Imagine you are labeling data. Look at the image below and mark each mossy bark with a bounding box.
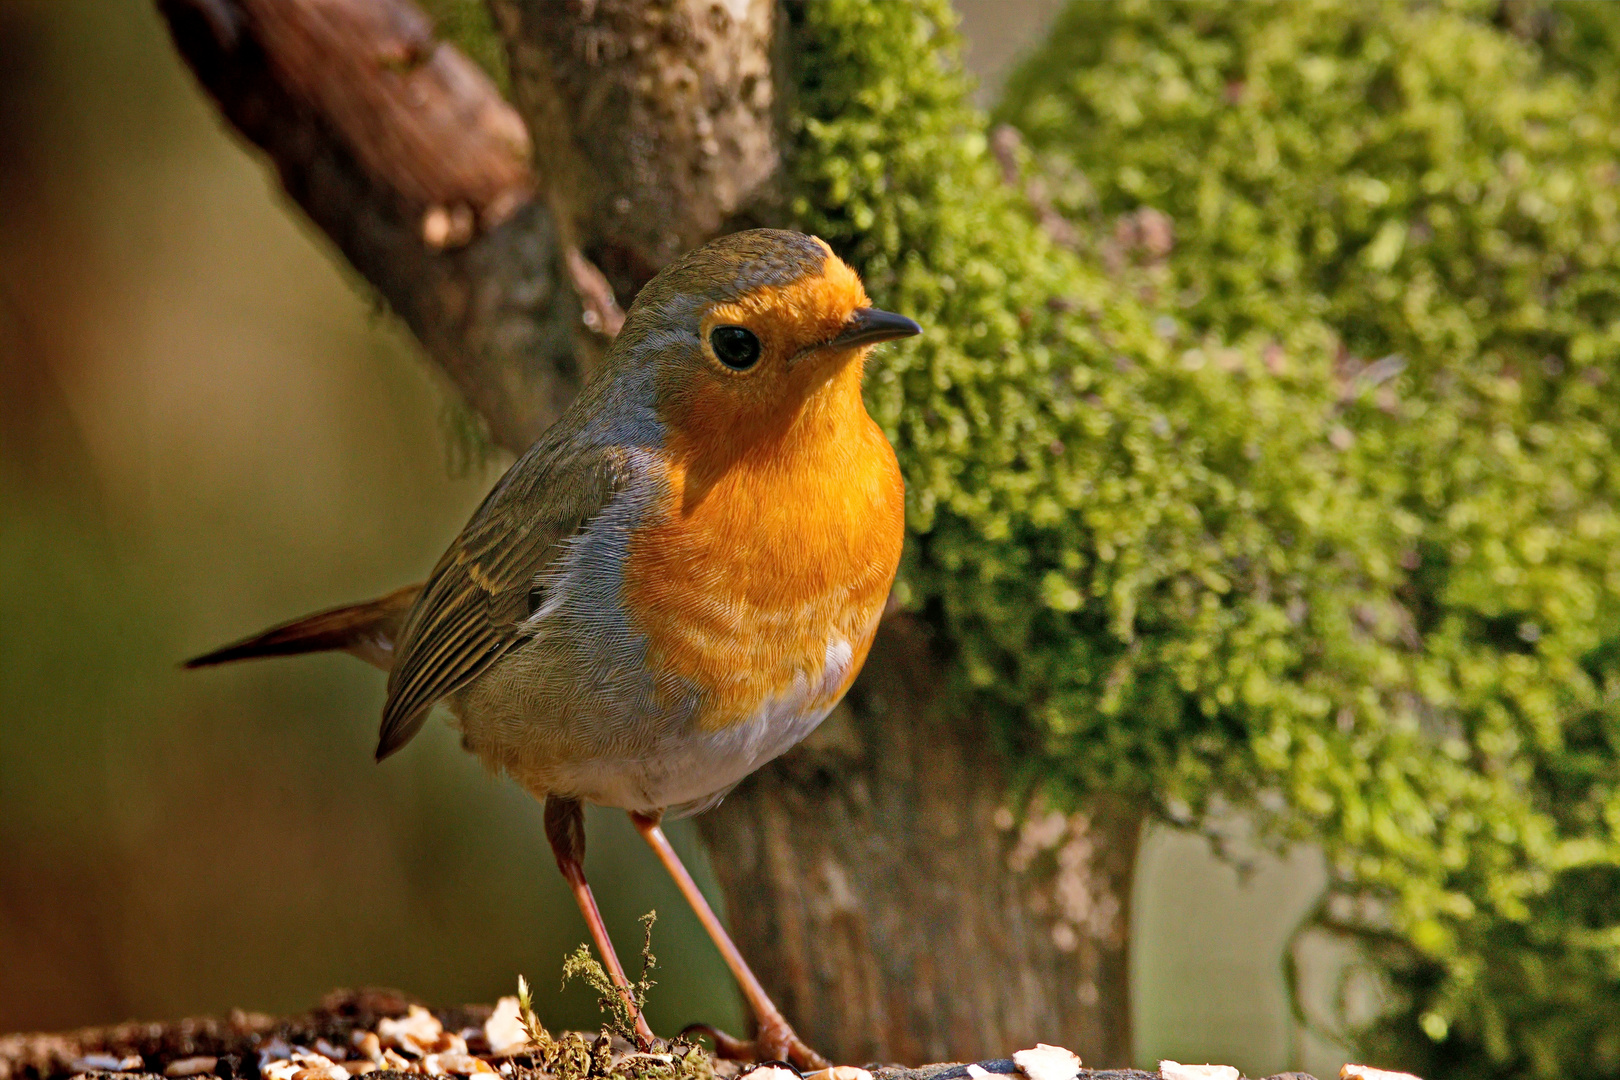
[489,0,779,300]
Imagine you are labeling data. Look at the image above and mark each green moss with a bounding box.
[989,2,1620,1076]
[779,1,1620,1077]
[785,0,1392,810]
[513,917,713,1080]
[417,0,508,93]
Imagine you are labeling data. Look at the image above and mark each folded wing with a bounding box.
[376,439,626,760]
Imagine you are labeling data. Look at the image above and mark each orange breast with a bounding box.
[621,369,904,732]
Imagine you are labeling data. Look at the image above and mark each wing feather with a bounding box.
[375,438,626,760]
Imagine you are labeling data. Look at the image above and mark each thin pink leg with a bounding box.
[629,811,829,1068]
[545,797,657,1049]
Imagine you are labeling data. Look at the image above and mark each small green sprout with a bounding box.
[561,911,658,1047]
[515,974,549,1049]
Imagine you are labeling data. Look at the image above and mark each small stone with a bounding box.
[291,1065,350,1080]
[1159,1064,1240,1080]
[258,1037,294,1071]
[803,1068,872,1080]
[165,1057,219,1077]
[436,1033,469,1056]
[280,1050,347,1080]
[379,1005,445,1058]
[353,1032,384,1065]
[71,1055,143,1073]
[965,1067,1016,1080]
[740,1065,800,1080]
[1341,1067,1422,1080]
[1013,1044,1082,1080]
[483,997,529,1056]
[437,1054,496,1076]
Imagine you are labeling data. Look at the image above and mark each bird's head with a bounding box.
[604,229,919,452]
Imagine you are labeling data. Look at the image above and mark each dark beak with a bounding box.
[829,307,922,349]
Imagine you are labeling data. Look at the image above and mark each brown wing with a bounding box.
[376,439,626,760]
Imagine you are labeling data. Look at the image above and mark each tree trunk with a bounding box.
[698,617,1145,1067]
[156,0,1144,1065]
[489,0,779,301]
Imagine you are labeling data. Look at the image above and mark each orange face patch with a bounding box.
[701,243,870,367]
[660,243,875,458]
[623,246,905,731]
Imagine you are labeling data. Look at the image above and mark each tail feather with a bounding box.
[183,584,422,672]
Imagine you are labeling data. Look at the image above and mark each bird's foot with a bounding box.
[679,1021,830,1072]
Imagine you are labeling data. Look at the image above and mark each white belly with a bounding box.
[456,620,858,816]
[550,694,840,817]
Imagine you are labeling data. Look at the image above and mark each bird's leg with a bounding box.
[544,795,658,1050]
[628,810,830,1070]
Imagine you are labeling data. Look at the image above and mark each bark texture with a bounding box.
[697,618,1142,1068]
[490,0,779,302]
[155,0,1143,1065]
[159,0,585,454]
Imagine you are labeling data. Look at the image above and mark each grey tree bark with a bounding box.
[489,0,779,301]
[156,0,1144,1066]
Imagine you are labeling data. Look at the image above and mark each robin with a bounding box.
[187,229,919,1068]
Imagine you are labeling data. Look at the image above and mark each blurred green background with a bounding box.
[0,1,1342,1075]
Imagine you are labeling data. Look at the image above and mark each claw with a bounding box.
[680,1023,753,1060]
[679,1021,830,1071]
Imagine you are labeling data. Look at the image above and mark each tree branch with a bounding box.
[489,0,779,301]
[158,0,592,454]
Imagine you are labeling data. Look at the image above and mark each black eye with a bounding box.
[710,325,761,370]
